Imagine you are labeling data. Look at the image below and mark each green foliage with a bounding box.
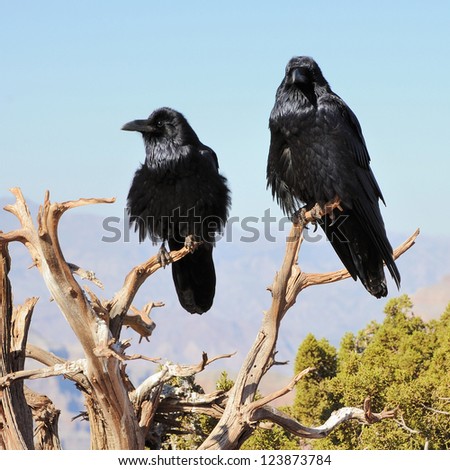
[291,295,450,450]
[293,333,337,426]
[241,424,300,450]
[216,371,235,392]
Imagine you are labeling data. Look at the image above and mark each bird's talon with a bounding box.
[157,244,171,268]
[184,235,200,253]
[291,208,308,226]
[310,203,324,221]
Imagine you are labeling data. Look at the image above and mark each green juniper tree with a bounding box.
[292,296,450,450]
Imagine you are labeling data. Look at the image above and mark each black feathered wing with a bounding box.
[126,163,159,243]
[323,95,401,294]
[267,128,299,216]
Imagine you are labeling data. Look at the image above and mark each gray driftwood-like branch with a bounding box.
[252,396,397,439]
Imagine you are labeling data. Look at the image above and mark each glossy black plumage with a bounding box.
[124,107,230,314]
[267,56,400,298]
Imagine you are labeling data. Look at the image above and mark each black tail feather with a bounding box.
[168,239,216,314]
[319,211,399,298]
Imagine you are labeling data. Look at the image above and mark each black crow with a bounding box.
[267,56,400,298]
[123,107,230,314]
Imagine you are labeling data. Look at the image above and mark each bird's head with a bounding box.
[122,107,199,146]
[284,56,329,91]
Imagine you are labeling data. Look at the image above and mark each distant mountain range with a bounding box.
[1,196,449,448]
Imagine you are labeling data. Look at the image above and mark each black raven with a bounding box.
[123,107,231,314]
[267,56,400,298]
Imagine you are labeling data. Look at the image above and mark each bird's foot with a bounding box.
[184,235,201,253]
[292,198,343,228]
[309,203,323,231]
[157,243,172,268]
[322,197,344,225]
[291,207,309,226]
[292,206,321,231]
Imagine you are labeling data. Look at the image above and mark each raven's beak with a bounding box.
[289,67,308,85]
[121,119,154,133]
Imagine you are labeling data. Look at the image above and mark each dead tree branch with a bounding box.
[1,188,143,449]
[123,302,161,342]
[247,367,315,413]
[421,404,450,416]
[157,390,228,419]
[68,263,104,289]
[25,387,61,450]
[292,228,420,295]
[0,239,35,449]
[25,343,91,392]
[130,353,232,441]
[131,352,235,407]
[0,360,87,388]
[108,246,191,338]
[252,396,397,439]
[200,201,418,449]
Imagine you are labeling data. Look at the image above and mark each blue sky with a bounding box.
[1,0,450,238]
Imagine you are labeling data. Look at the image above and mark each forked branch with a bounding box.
[200,198,418,449]
[108,245,192,338]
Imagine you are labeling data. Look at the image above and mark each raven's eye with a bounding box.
[156,121,164,128]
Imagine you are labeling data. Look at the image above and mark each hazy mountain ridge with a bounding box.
[2,197,449,371]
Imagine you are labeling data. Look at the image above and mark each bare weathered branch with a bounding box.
[363,396,398,424]
[165,352,236,377]
[200,208,418,449]
[25,387,61,450]
[123,302,161,341]
[11,298,38,353]
[421,404,450,416]
[2,189,144,449]
[296,228,420,293]
[68,263,104,289]
[248,367,314,413]
[25,344,67,366]
[131,352,233,407]
[157,390,228,419]
[393,415,421,435]
[1,239,35,449]
[83,285,109,317]
[131,368,169,406]
[138,383,164,433]
[25,344,91,392]
[0,360,87,388]
[108,247,191,338]
[252,397,397,439]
